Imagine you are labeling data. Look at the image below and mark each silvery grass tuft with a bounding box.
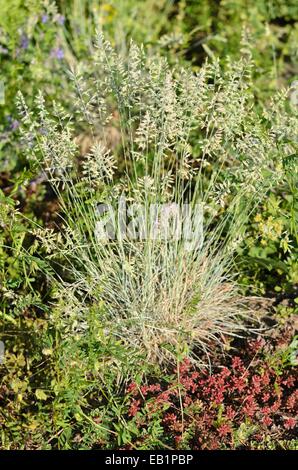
[16,35,291,363]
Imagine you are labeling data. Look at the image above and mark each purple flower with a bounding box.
[41,14,49,24]
[51,47,64,60]
[0,45,8,55]
[11,120,20,131]
[20,33,29,49]
[56,15,65,25]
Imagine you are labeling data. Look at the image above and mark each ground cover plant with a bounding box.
[0,0,297,451]
[122,335,297,450]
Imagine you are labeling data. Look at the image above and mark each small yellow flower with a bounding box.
[98,3,116,25]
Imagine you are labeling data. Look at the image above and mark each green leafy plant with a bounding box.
[1,0,298,451]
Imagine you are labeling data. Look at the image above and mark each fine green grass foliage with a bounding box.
[16,36,294,364]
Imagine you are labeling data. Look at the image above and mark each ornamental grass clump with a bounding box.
[16,35,294,363]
